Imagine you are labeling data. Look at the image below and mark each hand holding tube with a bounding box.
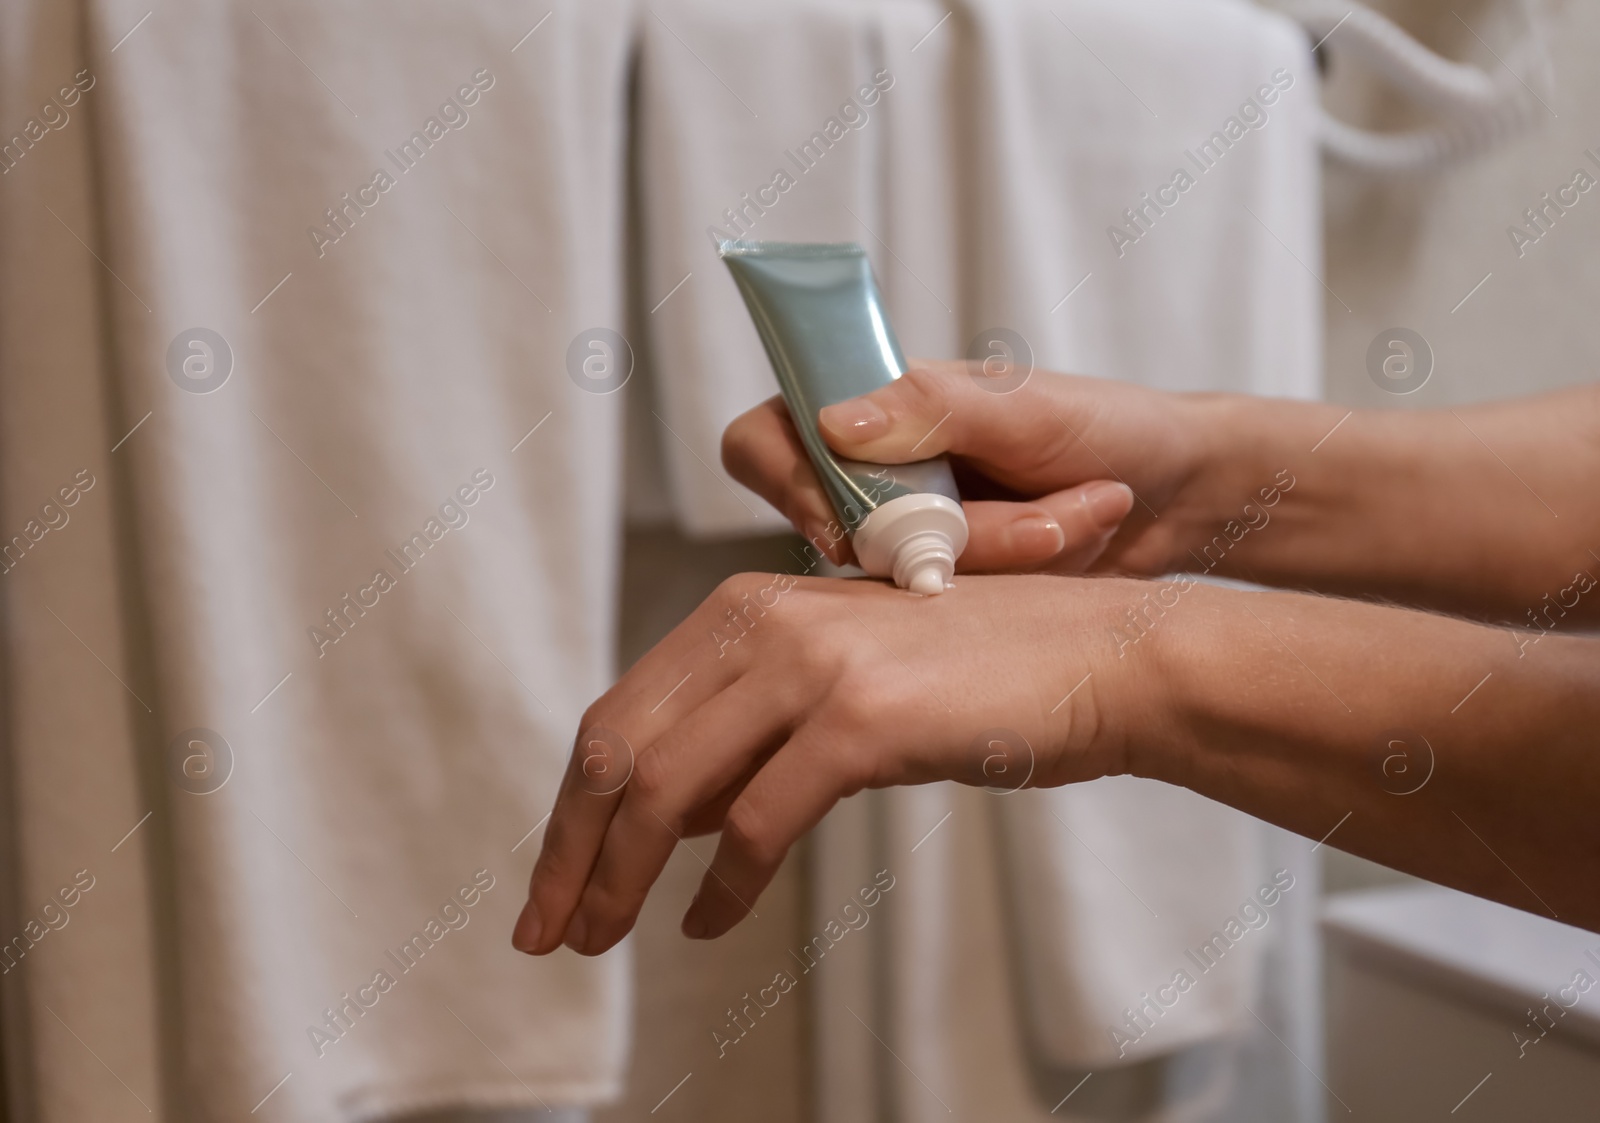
[516,377,1600,951]
[722,361,1217,575]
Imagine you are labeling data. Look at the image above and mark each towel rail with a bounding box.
[1279,0,1556,173]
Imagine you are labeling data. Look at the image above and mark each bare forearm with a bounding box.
[1175,385,1600,621]
[1118,584,1600,928]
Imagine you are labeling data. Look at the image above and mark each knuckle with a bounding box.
[788,617,844,677]
[719,410,758,479]
[893,365,956,419]
[711,571,767,610]
[531,823,580,891]
[722,800,782,869]
[826,673,883,729]
[577,696,613,737]
[528,833,563,884]
[629,746,672,806]
[822,734,876,795]
[577,882,628,930]
[822,675,920,765]
[708,572,792,652]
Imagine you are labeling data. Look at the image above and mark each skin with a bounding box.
[515,361,1600,956]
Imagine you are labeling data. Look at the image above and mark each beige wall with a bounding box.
[1320,0,1597,408]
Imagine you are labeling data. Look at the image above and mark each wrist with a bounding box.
[1185,391,1294,500]
[1167,393,1353,574]
[1064,575,1193,784]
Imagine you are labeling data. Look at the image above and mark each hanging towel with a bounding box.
[840,0,1328,1109]
[882,0,1321,1073]
[1,2,634,1120]
[0,3,166,1121]
[634,0,1324,1119]
[633,0,890,536]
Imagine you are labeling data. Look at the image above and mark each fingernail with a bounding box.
[564,912,588,954]
[1082,481,1135,530]
[818,397,887,441]
[1003,514,1065,561]
[512,902,542,953]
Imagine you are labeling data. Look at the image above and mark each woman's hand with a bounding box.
[512,572,1138,957]
[513,375,1600,951]
[726,367,1600,621]
[513,561,1600,947]
[721,360,1234,577]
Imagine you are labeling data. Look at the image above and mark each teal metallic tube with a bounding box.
[720,240,967,594]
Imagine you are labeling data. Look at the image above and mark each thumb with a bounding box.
[817,360,1068,469]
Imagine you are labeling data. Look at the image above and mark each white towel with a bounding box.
[635,0,887,536]
[2,2,633,1119]
[634,0,1324,1118]
[880,0,1321,1073]
[0,4,165,1120]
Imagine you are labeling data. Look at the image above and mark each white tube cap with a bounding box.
[852,493,969,595]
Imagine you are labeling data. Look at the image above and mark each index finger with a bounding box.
[513,602,745,954]
[815,360,1084,484]
[722,396,855,565]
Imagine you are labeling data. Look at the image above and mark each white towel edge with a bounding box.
[342,1075,624,1122]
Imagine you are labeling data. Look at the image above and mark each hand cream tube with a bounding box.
[720,240,967,595]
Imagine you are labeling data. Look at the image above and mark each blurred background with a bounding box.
[0,1,1595,1121]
